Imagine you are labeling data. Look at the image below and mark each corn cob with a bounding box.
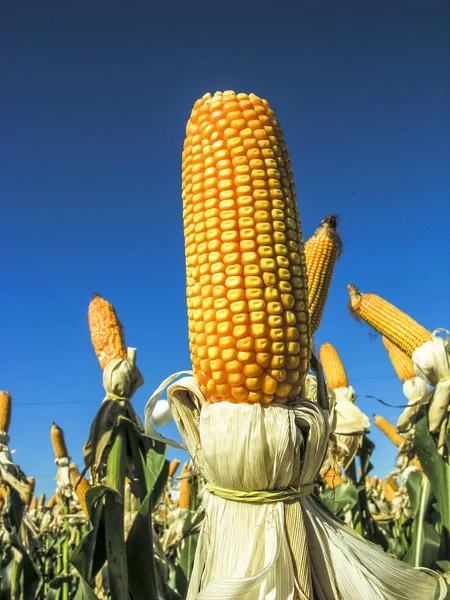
[178,463,191,509]
[348,285,432,357]
[50,423,68,459]
[183,90,311,404]
[382,336,416,383]
[169,458,180,478]
[88,293,127,370]
[0,390,12,432]
[22,477,35,507]
[30,496,38,511]
[70,464,91,516]
[38,494,46,508]
[319,343,349,390]
[374,415,404,447]
[46,495,58,509]
[381,479,396,503]
[305,215,342,334]
[321,466,345,488]
[386,475,399,492]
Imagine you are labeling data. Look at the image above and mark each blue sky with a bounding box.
[2,1,449,497]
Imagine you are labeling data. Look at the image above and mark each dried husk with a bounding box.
[146,373,444,600]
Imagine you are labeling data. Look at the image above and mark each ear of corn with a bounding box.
[382,336,416,383]
[348,285,432,357]
[0,390,12,433]
[183,90,311,405]
[22,476,35,506]
[321,466,346,488]
[30,496,38,511]
[46,494,57,509]
[374,414,404,447]
[169,458,180,478]
[178,463,191,509]
[305,215,342,334]
[50,423,69,459]
[319,343,349,389]
[38,493,46,508]
[88,293,127,370]
[69,464,91,516]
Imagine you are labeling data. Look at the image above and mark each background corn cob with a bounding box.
[178,463,191,510]
[38,493,46,508]
[305,215,342,334]
[319,343,349,389]
[348,285,432,357]
[69,464,90,516]
[46,494,57,509]
[382,336,417,382]
[321,466,346,488]
[183,90,310,404]
[88,293,127,370]
[0,390,12,433]
[30,496,38,511]
[22,476,35,507]
[50,423,69,459]
[169,458,180,478]
[374,415,404,447]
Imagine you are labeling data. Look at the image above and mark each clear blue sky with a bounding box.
[2,1,449,497]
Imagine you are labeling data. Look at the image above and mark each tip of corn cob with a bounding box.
[317,214,343,257]
[0,390,12,433]
[88,293,127,370]
[50,422,69,459]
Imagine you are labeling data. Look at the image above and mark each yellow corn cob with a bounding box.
[382,336,416,383]
[374,415,404,447]
[318,343,349,390]
[0,390,12,432]
[381,479,396,503]
[348,285,432,357]
[371,475,379,489]
[46,494,58,509]
[38,494,46,508]
[22,477,35,507]
[321,466,345,488]
[70,464,90,517]
[183,90,311,404]
[30,496,38,511]
[386,475,399,492]
[50,423,68,459]
[88,293,127,370]
[305,215,342,334]
[169,458,180,478]
[178,463,191,509]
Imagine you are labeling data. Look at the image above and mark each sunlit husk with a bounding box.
[397,377,429,432]
[148,373,444,600]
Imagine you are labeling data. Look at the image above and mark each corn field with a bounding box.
[1,90,449,600]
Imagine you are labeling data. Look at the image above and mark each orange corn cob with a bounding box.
[386,475,399,492]
[319,343,349,390]
[382,336,416,383]
[169,458,180,478]
[38,494,46,508]
[0,390,12,432]
[348,285,432,357]
[178,463,191,509]
[88,294,127,370]
[50,423,68,459]
[22,477,35,507]
[374,415,404,447]
[321,466,346,488]
[183,90,311,404]
[381,479,396,503]
[30,496,38,511]
[46,495,58,509]
[305,215,342,334]
[70,464,91,516]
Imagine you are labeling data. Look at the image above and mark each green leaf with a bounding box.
[322,481,358,519]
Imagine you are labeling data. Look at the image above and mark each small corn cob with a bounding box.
[382,336,416,383]
[50,423,68,459]
[381,479,396,503]
[321,466,345,488]
[46,495,58,509]
[0,390,12,432]
[22,477,35,507]
[169,458,180,478]
[38,494,46,508]
[319,343,349,390]
[88,293,127,370]
[348,285,432,357]
[70,464,90,516]
[374,415,404,447]
[305,215,342,334]
[30,496,38,511]
[178,463,191,510]
[386,475,399,492]
[183,90,311,404]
